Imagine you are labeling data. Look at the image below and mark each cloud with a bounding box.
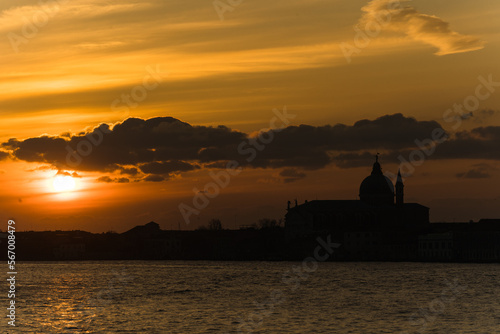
[249,113,444,169]
[3,114,500,180]
[432,126,500,161]
[0,0,349,119]
[331,152,377,169]
[2,117,247,175]
[2,136,68,164]
[456,162,497,179]
[360,0,485,55]
[456,168,490,179]
[117,166,139,176]
[470,109,500,124]
[143,174,165,182]
[453,109,499,125]
[57,170,82,178]
[97,176,130,183]
[279,168,307,183]
[139,161,199,175]
[471,162,498,170]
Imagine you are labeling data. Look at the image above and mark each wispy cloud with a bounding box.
[456,167,491,179]
[361,0,485,55]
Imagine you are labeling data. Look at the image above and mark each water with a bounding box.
[3,261,499,333]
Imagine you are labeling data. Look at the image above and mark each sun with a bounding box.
[52,175,76,192]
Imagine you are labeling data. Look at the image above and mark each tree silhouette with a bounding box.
[258,218,281,229]
[208,218,222,231]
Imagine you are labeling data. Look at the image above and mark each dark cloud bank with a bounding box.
[2,113,499,182]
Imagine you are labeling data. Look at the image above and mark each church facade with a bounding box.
[285,156,429,241]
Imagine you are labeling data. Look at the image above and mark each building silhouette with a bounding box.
[285,155,429,241]
[2,157,498,262]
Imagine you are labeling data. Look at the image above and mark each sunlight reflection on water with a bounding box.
[2,261,499,333]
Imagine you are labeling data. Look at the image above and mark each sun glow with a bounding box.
[52,175,76,192]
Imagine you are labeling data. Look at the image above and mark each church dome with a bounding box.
[359,156,394,206]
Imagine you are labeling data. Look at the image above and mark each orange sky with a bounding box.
[1,0,499,232]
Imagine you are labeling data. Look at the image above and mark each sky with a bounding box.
[0,0,499,232]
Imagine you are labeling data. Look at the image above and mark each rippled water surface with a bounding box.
[2,261,500,333]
